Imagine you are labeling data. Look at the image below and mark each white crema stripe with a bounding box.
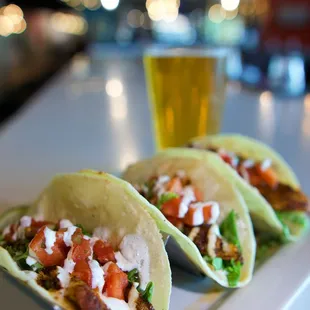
[63,226,77,247]
[57,267,70,288]
[260,158,272,171]
[207,225,220,258]
[178,186,196,218]
[44,226,56,255]
[116,234,150,289]
[101,296,130,310]
[26,256,37,267]
[20,216,32,228]
[59,219,74,229]
[89,260,105,292]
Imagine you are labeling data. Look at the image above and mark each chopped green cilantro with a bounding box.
[76,224,91,237]
[212,257,223,270]
[203,256,223,271]
[3,240,31,269]
[139,282,154,303]
[223,259,242,287]
[276,211,308,227]
[220,210,241,250]
[32,262,44,272]
[157,192,179,209]
[127,268,139,284]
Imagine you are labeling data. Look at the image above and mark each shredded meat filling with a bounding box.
[136,295,155,310]
[36,267,61,291]
[203,147,309,213]
[65,278,108,310]
[183,225,243,264]
[256,183,309,212]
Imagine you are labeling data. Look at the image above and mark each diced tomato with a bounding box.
[104,263,128,300]
[166,177,183,194]
[183,206,197,226]
[29,226,67,267]
[70,230,92,262]
[220,154,233,166]
[25,221,54,239]
[203,204,214,221]
[194,188,203,201]
[256,166,278,188]
[161,197,182,218]
[183,204,213,226]
[72,260,92,287]
[93,240,115,265]
[244,166,262,186]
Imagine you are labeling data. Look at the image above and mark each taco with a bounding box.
[122,149,256,288]
[0,172,171,310]
[188,134,309,241]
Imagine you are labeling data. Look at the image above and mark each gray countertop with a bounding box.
[0,52,309,309]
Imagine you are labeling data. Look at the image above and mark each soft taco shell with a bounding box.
[121,149,256,287]
[189,134,309,240]
[0,172,172,310]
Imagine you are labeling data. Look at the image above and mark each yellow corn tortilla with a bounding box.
[119,149,256,288]
[189,134,309,240]
[0,172,172,310]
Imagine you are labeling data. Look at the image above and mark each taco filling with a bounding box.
[135,171,244,287]
[0,216,155,310]
[190,146,309,217]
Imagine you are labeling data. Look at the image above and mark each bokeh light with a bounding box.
[100,0,119,11]
[50,12,88,35]
[259,91,273,106]
[106,79,124,98]
[0,4,26,36]
[127,9,144,28]
[146,0,179,22]
[208,4,226,24]
[13,18,27,34]
[221,0,240,11]
[0,15,14,36]
[224,8,238,20]
[83,0,101,10]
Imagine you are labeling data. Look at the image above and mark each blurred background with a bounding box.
[0,0,310,126]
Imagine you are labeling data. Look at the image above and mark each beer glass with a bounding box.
[144,48,227,149]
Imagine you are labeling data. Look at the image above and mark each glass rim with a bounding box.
[143,46,227,58]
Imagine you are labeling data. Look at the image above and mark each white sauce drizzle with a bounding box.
[101,296,130,310]
[178,186,196,218]
[89,260,105,292]
[20,216,32,228]
[154,175,170,197]
[43,226,56,255]
[57,267,71,288]
[231,156,239,168]
[59,219,74,229]
[26,256,37,267]
[207,225,221,258]
[260,158,272,171]
[116,234,150,289]
[56,259,76,288]
[242,159,254,168]
[63,258,75,274]
[63,226,77,247]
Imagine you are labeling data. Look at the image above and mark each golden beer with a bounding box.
[144,49,227,149]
